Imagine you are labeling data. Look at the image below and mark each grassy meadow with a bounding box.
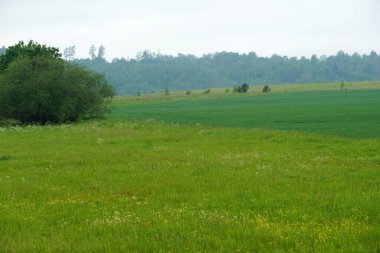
[1,81,380,252]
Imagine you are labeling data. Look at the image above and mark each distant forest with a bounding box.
[1,46,379,95]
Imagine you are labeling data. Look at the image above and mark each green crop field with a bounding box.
[112,87,380,138]
[1,82,380,252]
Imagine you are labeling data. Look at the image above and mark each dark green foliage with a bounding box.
[165,88,170,95]
[0,155,11,161]
[340,82,345,90]
[233,83,249,93]
[262,85,271,93]
[76,50,380,95]
[0,41,61,72]
[0,42,115,124]
[185,90,191,95]
[203,89,211,94]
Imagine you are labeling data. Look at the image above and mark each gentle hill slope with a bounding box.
[111,83,380,138]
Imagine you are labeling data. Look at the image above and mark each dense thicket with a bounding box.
[0,41,115,124]
[76,51,380,95]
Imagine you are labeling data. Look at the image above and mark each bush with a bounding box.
[0,42,115,124]
[262,85,271,93]
[0,40,61,72]
[233,83,249,93]
[203,89,211,94]
[186,90,191,95]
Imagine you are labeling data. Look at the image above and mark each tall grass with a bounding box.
[1,120,379,251]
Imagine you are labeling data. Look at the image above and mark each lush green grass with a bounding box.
[1,120,380,252]
[112,89,380,138]
[1,82,380,251]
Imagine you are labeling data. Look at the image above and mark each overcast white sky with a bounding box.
[1,0,379,60]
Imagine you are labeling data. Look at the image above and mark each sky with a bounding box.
[1,0,379,60]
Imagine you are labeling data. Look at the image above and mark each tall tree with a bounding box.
[63,46,76,60]
[97,45,105,60]
[89,44,96,60]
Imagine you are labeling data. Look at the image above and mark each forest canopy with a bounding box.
[75,50,380,95]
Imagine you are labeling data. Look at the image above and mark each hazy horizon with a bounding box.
[1,0,379,60]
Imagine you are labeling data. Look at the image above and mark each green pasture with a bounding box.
[112,88,380,138]
[1,81,380,251]
[115,80,380,102]
[1,121,380,252]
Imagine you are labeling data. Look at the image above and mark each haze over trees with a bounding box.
[0,41,115,124]
[63,46,76,60]
[74,49,380,95]
[0,46,6,55]
[1,43,379,96]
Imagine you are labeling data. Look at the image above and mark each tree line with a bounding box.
[71,49,380,95]
[1,45,379,95]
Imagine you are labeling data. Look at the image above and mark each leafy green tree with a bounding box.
[0,41,61,72]
[233,83,249,93]
[0,42,115,124]
[262,85,271,93]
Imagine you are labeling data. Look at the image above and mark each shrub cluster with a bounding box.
[262,85,271,93]
[233,83,249,93]
[0,41,115,124]
[203,89,211,94]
